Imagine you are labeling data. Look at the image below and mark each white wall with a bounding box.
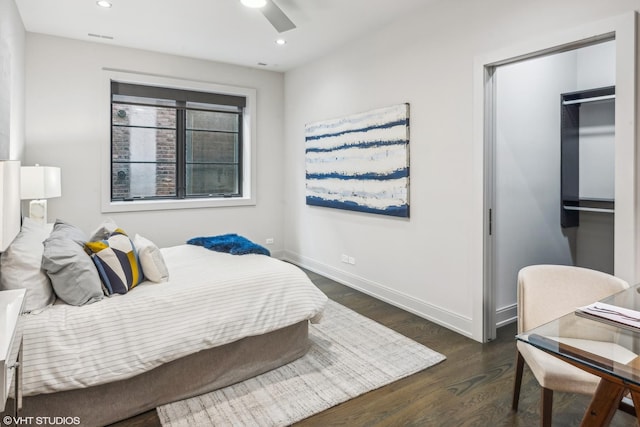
[24,34,285,249]
[0,0,25,160]
[494,51,578,317]
[283,0,640,338]
[575,42,617,274]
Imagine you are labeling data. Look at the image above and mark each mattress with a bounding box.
[20,245,327,396]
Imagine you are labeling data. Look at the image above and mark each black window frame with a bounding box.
[110,81,246,202]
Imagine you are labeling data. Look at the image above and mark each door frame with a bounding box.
[472,12,637,342]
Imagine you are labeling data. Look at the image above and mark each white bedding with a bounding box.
[21,245,327,396]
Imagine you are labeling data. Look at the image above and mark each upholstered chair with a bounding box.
[512,264,633,427]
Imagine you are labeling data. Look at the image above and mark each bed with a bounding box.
[0,219,327,426]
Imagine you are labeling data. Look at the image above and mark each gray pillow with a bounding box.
[42,220,103,306]
[0,217,56,312]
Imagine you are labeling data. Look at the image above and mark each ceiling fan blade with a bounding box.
[262,0,296,33]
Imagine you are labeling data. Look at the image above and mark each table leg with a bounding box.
[629,390,640,423]
[15,339,21,414]
[580,379,625,427]
[10,338,22,427]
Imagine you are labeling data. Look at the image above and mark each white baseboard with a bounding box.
[270,249,285,259]
[283,250,474,339]
[496,303,517,328]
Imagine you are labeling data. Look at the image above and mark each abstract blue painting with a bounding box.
[305,103,410,217]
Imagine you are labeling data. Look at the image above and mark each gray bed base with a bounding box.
[15,321,309,427]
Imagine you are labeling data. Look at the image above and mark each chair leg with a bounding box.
[512,349,525,411]
[541,387,553,427]
[618,395,635,416]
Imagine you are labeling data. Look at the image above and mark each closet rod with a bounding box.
[563,205,614,214]
[562,94,615,105]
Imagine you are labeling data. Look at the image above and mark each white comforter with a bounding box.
[21,245,327,396]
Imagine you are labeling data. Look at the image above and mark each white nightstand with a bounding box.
[0,289,26,417]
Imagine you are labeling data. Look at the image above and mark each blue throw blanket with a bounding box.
[187,234,271,256]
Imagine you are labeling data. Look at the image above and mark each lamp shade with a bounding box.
[0,161,21,251]
[20,166,61,200]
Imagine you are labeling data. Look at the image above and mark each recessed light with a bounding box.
[275,39,286,46]
[241,0,266,8]
[96,1,112,8]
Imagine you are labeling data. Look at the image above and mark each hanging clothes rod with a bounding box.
[563,205,614,214]
[562,94,616,105]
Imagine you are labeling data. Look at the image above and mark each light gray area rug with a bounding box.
[157,300,446,427]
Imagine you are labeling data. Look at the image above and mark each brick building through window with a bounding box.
[111,81,245,202]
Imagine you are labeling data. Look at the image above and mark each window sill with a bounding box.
[102,196,256,213]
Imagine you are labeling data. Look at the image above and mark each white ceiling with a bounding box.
[15,0,432,72]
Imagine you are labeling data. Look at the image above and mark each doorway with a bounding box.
[491,40,616,329]
[474,12,638,343]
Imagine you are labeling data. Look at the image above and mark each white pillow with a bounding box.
[0,217,56,312]
[89,218,119,241]
[134,234,169,283]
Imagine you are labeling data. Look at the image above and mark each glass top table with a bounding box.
[516,284,640,426]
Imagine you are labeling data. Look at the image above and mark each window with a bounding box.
[110,82,246,202]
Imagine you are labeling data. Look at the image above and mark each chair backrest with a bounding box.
[517,264,629,333]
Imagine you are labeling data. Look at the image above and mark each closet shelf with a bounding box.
[562,94,615,105]
[560,85,615,228]
[562,199,614,215]
[563,205,614,214]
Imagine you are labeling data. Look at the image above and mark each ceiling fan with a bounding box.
[240,0,297,33]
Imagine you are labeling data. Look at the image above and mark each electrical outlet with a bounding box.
[341,254,349,263]
[265,238,274,245]
[348,257,356,265]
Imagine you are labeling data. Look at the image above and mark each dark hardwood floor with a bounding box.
[111,270,637,427]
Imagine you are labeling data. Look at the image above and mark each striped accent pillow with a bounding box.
[85,229,143,295]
